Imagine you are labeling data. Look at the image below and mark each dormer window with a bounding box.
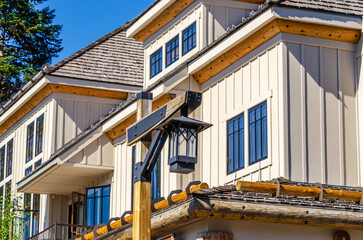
[182,22,196,55]
[166,36,179,67]
[150,48,163,78]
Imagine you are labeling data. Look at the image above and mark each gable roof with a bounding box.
[279,0,363,16]
[45,26,144,86]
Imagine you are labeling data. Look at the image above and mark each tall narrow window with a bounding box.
[35,115,44,156]
[0,146,4,182]
[249,102,268,165]
[32,194,40,236]
[86,185,110,226]
[26,122,34,162]
[166,36,179,67]
[227,114,244,174]
[150,48,163,78]
[6,140,13,177]
[182,22,196,55]
[24,193,31,239]
[151,156,161,201]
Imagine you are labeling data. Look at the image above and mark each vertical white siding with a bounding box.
[285,42,358,185]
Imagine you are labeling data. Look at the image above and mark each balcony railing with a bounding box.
[26,223,93,240]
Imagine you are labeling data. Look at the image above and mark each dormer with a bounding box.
[127,0,263,88]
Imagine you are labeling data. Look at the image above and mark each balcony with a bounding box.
[26,223,93,240]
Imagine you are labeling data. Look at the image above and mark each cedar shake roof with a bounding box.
[279,0,363,16]
[46,28,144,86]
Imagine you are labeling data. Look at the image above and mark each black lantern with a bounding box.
[158,116,212,174]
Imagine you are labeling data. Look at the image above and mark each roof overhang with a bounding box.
[188,6,362,84]
[17,126,113,195]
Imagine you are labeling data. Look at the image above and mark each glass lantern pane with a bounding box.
[187,130,197,158]
[178,129,187,156]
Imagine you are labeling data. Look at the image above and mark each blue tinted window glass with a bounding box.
[102,196,110,224]
[182,22,196,55]
[95,197,102,225]
[103,186,110,196]
[166,36,179,67]
[227,114,244,174]
[0,146,4,182]
[151,156,161,201]
[86,185,110,226]
[25,166,33,176]
[95,188,102,197]
[35,114,44,156]
[249,101,268,165]
[6,139,13,177]
[34,160,42,169]
[87,188,94,198]
[150,48,163,78]
[86,198,94,226]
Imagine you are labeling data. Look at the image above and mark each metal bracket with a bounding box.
[151,197,165,212]
[357,187,363,205]
[120,211,133,226]
[167,189,183,206]
[107,217,121,232]
[315,182,324,201]
[186,181,201,196]
[272,179,281,197]
[133,162,150,183]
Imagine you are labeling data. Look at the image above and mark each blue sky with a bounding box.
[38,0,155,64]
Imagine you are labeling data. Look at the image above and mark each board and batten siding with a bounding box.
[285,42,358,186]
[199,43,281,187]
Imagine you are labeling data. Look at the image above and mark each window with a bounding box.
[86,185,110,226]
[26,122,34,162]
[6,140,13,177]
[0,146,4,182]
[150,48,163,78]
[24,193,31,239]
[166,36,179,67]
[24,193,40,239]
[151,156,161,201]
[249,102,268,165]
[182,22,196,55]
[5,180,11,199]
[34,160,42,169]
[35,115,44,156]
[227,114,244,174]
[25,166,33,176]
[32,194,40,236]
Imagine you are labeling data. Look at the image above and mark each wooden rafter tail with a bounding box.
[236,181,363,202]
[76,183,209,240]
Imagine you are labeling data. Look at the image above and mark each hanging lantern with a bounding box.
[158,116,212,174]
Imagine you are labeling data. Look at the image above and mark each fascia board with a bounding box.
[46,75,142,93]
[126,0,176,38]
[102,101,138,133]
[188,8,275,74]
[272,6,362,30]
[0,77,49,125]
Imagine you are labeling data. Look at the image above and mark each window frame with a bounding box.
[248,101,268,165]
[165,35,179,67]
[26,122,35,163]
[226,113,245,175]
[6,139,13,177]
[150,48,163,79]
[35,114,44,156]
[182,22,197,56]
[0,146,5,182]
[85,185,111,226]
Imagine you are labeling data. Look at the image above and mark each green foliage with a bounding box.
[0,188,27,240]
[0,0,62,104]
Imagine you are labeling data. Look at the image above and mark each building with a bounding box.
[0,0,362,239]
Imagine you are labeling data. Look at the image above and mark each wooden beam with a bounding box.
[134,0,196,42]
[107,94,175,140]
[193,19,361,84]
[49,84,128,100]
[236,181,363,202]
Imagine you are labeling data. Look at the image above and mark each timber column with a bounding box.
[133,92,153,240]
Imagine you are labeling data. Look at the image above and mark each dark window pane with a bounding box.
[26,122,34,162]
[249,124,256,164]
[6,140,13,177]
[166,36,179,67]
[182,22,197,55]
[227,114,245,174]
[262,117,268,158]
[35,115,44,156]
[240,129,244,169]
[151,156,161,201]
[256,120,262,160]
[0,146,5,182]
[249,101,268,164]
[25,166,33,176]
[34,160,42,169]
[150,48,163,78]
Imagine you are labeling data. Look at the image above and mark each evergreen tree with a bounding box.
[0,0,62,104]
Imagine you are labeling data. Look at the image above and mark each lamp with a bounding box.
[158,116,212,173]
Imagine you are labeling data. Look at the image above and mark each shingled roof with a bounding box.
[46,27,144,86]
[278,0,363,16]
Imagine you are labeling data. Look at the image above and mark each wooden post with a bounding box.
[133,92,152,240]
